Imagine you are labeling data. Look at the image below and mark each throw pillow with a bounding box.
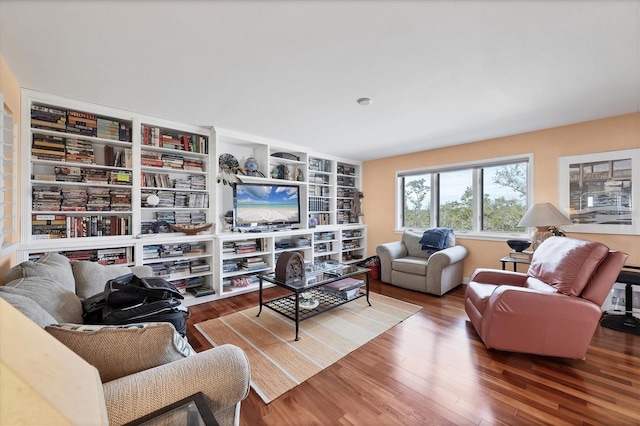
[3,252,76,293]
[45,322,195,383]
[71,260,134,300]
[419,228,453,251]
[0,291,57,327]
[0,277,83,324]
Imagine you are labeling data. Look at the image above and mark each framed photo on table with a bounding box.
[558,148,640,235]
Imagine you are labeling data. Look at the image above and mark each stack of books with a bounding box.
[31,104,66,131]
[32,134,66,161]
[235,240,258,254]
[321,277,364,300]
[509,250,533,261]
[241,256,268,272]
[66,110,97,137]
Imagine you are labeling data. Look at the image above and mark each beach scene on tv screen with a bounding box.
[236,185,299,224]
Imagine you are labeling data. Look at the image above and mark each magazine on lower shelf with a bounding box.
[321,277,364,300]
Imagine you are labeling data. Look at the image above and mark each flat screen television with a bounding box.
[233,183,301,229]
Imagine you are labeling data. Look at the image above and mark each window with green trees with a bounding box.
[398,156,530,234]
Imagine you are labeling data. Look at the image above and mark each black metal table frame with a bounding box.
[500,256,531,272]
[258,265,370,341]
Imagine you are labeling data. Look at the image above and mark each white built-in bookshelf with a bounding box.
[18,90,366,306]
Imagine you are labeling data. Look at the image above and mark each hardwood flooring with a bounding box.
[186,281,640,425]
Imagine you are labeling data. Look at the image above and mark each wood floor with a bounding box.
[186,280,640,426]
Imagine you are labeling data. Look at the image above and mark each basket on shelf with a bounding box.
[167,223,213,235]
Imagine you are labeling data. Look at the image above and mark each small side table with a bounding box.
[500,256,531,272]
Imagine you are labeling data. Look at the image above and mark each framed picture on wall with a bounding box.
[558,148,639,235]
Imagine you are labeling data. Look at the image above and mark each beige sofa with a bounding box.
[376,230,468,296]
[0,253,250,426]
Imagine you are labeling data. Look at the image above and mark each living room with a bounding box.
[1,1,639,425]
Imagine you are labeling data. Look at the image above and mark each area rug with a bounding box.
[195,292,421,403]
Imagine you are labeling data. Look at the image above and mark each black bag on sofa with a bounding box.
[82,274,189,336]
[104,274,183,308]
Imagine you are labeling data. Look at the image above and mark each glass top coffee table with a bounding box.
[258,262,371,341]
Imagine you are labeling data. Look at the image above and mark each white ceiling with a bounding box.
[1,0,638,161]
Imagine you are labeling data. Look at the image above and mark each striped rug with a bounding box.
[195,292,421,404]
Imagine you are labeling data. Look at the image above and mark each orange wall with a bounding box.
[363,113,640,278]
[0,54,21,277]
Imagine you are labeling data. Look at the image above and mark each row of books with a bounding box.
[343,230,363,238]
[147,258,211,277]
[337,164,357,176]
[240,255,268,272]
[31,104,131,141]
[141,125,209,154]
[337,188,357,198]
[507,250,533,261]
[308,184,331,197]
[342,241,361,250]
[310,213,331,226]
[140,172,207,190]
[140,189,209,208]
[142,242,206,259]
[309,196,330,212]
[141,151,205,171]
[103,146,133,168]
[33,186,132,212]
[32,134,95,163]
[31,214,131,238]
[337,176,355,187]
[337,211,358,224]
[33,166,132,186]
[29,247,134,265]
[234,240,260,254]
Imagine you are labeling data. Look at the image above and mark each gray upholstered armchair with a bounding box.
[376,229,468,296]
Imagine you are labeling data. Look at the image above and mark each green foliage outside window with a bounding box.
[402,162,528,232]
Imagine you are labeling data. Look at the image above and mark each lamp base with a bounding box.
[531,227,552,250]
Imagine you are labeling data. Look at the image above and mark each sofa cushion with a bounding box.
[0,277,83,324]
[0,291,57,327]
[3,252,76,293]
[528,237,609,296]
[45,322,196,382]
[393,257,428,276]
[72,261,135,300]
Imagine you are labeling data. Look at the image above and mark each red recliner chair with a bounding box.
[465,236,628,359]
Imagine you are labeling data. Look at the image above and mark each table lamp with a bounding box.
[517,202,571,250]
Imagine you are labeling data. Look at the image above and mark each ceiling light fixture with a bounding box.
[357,97,372,106]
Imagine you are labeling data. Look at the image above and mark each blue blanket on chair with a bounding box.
[419,228,453,251]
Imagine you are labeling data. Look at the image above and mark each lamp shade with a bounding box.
[517,203,571,228]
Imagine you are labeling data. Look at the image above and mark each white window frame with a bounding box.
[395,154,534,241]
